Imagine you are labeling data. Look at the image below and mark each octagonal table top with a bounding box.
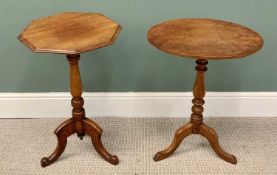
[147,18,263,60]
[18,12,122,54]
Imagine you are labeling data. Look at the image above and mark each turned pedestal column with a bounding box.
[148,18,264,164]
[40,54,119,167]
[18,12,122,167]
[153,59,237,164]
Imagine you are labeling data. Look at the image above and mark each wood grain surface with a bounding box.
[18,12,122,54]
[148,18,263,59]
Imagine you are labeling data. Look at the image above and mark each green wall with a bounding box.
[0,0,276,92]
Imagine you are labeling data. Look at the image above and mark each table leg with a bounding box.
[200,124,237,164]
[153,123,193,161]
[41,118,75,167]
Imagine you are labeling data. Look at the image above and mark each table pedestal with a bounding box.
[153,59,237,164]
[41,54,119,167]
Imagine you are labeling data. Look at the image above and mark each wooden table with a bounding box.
[148,18,263,164]
[18,12,122,167]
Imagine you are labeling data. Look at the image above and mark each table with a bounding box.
[18,12,122,167]
[148,18,263,164]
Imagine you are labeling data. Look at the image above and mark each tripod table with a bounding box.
[18,12,122,167]
[148,18,263,164]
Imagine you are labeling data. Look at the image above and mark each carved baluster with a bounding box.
[67,54,85,139]
[190,59,208,134]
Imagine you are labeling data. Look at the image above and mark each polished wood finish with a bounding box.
[149,18,263,164]
[18,12,122,54]
[41,54,119,167]
[153,60,237,164]
[148,18,263,59]
[18,12,121,167]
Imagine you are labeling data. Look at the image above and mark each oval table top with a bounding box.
[148,18,263,60]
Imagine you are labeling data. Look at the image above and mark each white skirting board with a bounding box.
[0,92,276,118]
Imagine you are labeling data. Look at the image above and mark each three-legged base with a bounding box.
[41,117,119,167]
[153,122,237,164]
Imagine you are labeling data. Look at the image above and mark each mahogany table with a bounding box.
[18,12,122,167]
[148,18,263,164]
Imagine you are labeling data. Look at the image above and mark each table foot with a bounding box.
[41,119,75,167]
[153,123,193,161]
[200,124,237,164]
[84,118,119,165]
